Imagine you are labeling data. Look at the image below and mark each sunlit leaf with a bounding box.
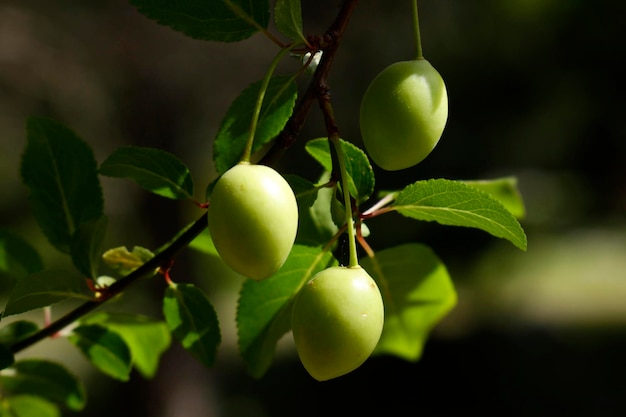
[82,312,171,379]
[101,246,155,277]
[0,359,86,411]
[0,395,60,417]
[462,177,526,219]
[21,117,103,254]
[213,75,298,175]
[2,270,93,318]
[361,243,457,361]
[392,179,527,250]
[68,324,132,381]
[237,244,333,378]
[100,146,194,200]
[163,283,221,368]
[188,229,218,256]
[305,138,375,203]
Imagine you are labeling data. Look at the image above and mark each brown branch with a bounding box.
[10,214,208,354]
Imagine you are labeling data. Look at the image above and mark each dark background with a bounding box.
[1,1,625,416]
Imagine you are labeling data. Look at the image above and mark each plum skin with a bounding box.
[207,163,298,281]
[359,58,448,171]
[291,266,384,381]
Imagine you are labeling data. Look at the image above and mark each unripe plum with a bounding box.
[207,163,298,281]
[291,265,384,381]
[359,58,448,171]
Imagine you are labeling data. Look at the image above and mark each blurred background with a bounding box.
[1,0,625,416]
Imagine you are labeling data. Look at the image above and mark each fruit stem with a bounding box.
[330,135,359,268]
[412,0,424,59]
[240,45,294,164]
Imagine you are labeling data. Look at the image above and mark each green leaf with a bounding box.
[0,229,43,279]
[2,270,93,318]
[68,324,132,381]
[21,117,103,254]
[284,174,319,209]
[274,0,306,43]
[305,138,375,203]
[213,75,298,175]
[294,172,339,247]
[392,179,527,250]
[188,229,218,257]
[131,0,270,43]
[237,244,333,378]
[361,243,457,361]
[0,359,86,411]
[81,312,171,379]
[101,246,155,277]
[99,146,194,200]
[70,216,107,279]
[0,395,60,417]
[163,283,221,369]
[0,321,39,346]
[462,177,526,219]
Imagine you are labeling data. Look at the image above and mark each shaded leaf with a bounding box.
[82,312,171,379]
[21,117,103,253]
[237,245,333,378]
[2,270,93,318]
[0,321,39,346]
[213,75,298,175]
[294,172,339,247]
[0,359,86,411]
[274,0,306,43]
[361,243,457,361]
[305,138,375,203]
[163,283,220,368]
[100,146,194,200]
[392,179,527,250]
[68,324,132,381]
[0,229,43,279]
[70,216,107,279]
[131,0,270,42]
[0,344,14,370]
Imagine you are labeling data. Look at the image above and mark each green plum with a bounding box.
[291,265,384,381]
[359,58,448,171]
[207,162,298,281]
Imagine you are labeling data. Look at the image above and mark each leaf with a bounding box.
[101,246,155,276]
[392,179,527,251]
[0,359,86,411]
[68,324,132,381]
[361,243,457,361]
[294,172,339,247]
[70,216,107,279]
[81,312,171,379]
[21,118,103,254]
[131,0,270,43]
[188,229,218,256]
[462,177,526,219]
[274,0,306,43]
[305,138,375,203]
[213,75,298,175]
[163,283,221,369]
[99,146,194,200]
[0,321,39,346]
[0,395,60,417]
[0,229,43,279]
[2,270,94,318]
[237,244,333,378]
[284,174,319,209]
